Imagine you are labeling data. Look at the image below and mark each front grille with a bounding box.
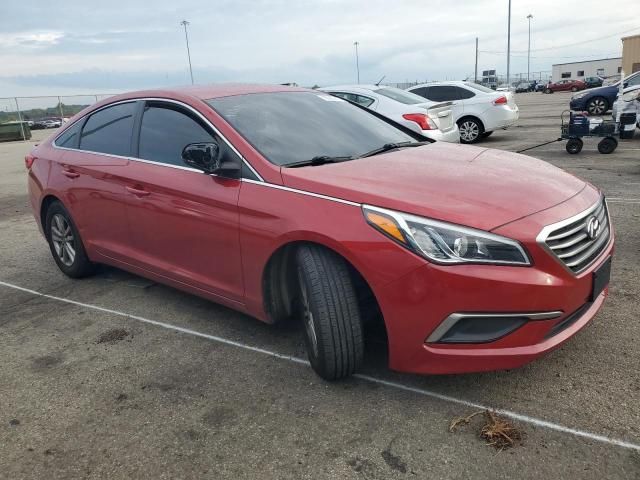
[542,199,610,274]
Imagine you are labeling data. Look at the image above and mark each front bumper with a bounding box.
[570,97,588,111]
[375,189,614,375]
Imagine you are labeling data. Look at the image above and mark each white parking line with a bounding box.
[1,279,639,452]
[607,198,640,205]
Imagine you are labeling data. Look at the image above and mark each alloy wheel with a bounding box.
[50,213,76,266]
[459,121,480,142]
[588,98,606,115]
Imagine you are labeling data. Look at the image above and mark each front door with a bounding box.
[122,100,244,304]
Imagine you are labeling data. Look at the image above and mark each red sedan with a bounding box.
[544,79,587,93]
[26,85,613,380]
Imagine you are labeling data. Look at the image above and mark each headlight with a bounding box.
[363,205,531,265]
[622,90,640,102]
[572,92,587,100]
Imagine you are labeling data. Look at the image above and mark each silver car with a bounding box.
[318,85,459,143]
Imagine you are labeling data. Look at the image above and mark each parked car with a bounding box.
[570,71,640,115]
[318,85,459,143]
[583,77,604,89]
[27,85,613,380]
[514,81,534,93]
[611,85,640,128]
[543,79,586,93]
[534,82,547,92]
[406,81,519,143]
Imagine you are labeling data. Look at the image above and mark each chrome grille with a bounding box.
[541,199,610,274]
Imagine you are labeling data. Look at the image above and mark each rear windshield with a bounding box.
[208,92,415,166]
[373,87,426,105]
[464,82,496,93]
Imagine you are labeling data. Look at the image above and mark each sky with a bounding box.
[1,0,638,98]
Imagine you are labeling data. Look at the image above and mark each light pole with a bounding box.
[180,20,194,85]
[527,14,533,81]
[354,41,360,84]
[506,0,511,89]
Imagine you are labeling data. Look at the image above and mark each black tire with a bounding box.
[565,138,583,154]
[457,117,484,144]
[586,97,608,116]
[45,201,96,278]
[545,88,553,94]
[295,245,363,380]
[597,137,617,154]
[480,131,494,138]
[571,86,578,92]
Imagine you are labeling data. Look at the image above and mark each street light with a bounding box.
[180,20,194,85]
[354,41,360,84]
[506,0,511,88]
[527,14,533,81]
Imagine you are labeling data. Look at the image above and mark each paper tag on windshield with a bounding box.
[317,94,345,102]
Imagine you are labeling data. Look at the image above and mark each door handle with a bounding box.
[126,185,150,197]
[62,168,79,179]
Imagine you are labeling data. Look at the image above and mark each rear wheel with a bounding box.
[565,138,583,154]
[45,201,96,278]
[587,97,608,115]
[458,117,483,144]
[597,137,617,154]
[295,245,364,380]
[571,86,578,92]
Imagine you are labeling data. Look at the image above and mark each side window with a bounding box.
[138,103,216,166]
[80,102,136,156]
[626,75,640,87]
[454,87,475,100]
[355,95,375,107]
[410,87,429,99]
[55,121,82,148]
[427,86,459,102]
[561,72,571,79]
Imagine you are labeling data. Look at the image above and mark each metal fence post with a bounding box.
[95,95,99,103]
[14,97,27,142]
[58,96,64,119]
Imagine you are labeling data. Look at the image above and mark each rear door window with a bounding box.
[455,87,475,99]
[425,86,459,102]
[79,102,136,156]
[55,121,82,148]
[410,87,430,99]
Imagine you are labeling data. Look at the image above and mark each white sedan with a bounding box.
[406,81,519,143]
[318,85,460,143]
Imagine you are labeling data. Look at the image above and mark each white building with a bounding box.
[551,58,622,82]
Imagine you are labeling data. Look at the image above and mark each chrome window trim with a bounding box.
[241,178,360,207]
[536,195,612,275]
[52,96,264,182]
[426,310,563,343]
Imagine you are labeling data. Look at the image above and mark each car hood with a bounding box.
[280,143,587,231]
[582,85,617,96]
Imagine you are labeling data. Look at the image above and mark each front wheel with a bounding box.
[587,97,608,115]
[295,245,364,380]
[45,201,96,278]
[566,138,583,154]
[545,88,553,94]
[458,118,483,144]
[571,86,578,92]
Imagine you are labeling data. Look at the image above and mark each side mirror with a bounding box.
[181,142,241,179]
[623,82,628,88]
[182,142,220,173]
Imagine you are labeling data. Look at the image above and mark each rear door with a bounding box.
[54,101,138,260]
[123,100,244,304]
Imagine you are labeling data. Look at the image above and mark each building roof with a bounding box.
[622,34,640,41]
[552,57,622,67]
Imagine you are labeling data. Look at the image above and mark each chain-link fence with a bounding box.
[0,94,117,142]
[384,71,552,90]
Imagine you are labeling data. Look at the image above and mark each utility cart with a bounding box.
[561,111,619,155]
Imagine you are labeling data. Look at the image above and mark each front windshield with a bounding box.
[373,87,426,105]
[208,92,416,166]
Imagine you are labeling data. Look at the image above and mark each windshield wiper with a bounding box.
[358,141,430,158]
[285,155,354,168]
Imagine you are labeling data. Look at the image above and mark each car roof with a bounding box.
[319,85,384,93]
[100,83,310,103]
[409,81,468,88]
